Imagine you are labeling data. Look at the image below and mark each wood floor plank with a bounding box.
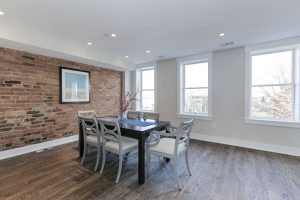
[0,140,300,200]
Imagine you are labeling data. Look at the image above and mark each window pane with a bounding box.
[252,51,292,85]
[142,69,154,90]
[142,90,154,111]
[184,88,208,113]
[251,86,293,119]
[185,62,208,88]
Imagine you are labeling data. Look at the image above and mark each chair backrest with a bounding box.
[80,116,101,145]
[98,119,122,152]
[78,110,95,134]
[178,119,194,139]
[174,119,194,154]
[143,112,160,121]
[77,110,95,118]
[127,111,142,120]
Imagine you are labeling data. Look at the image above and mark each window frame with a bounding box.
[136,63,156,112]
[177,53,212,120]
[245,38,300,128]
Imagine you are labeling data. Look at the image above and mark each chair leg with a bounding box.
[81,143,87,165]
[86,144,89,154]
[172,159,182,190]
[94,146,101,171]
[145,142,149,165]
[124,152,130,160]
[145,146,150,166]
[146,152,151,166]
[115,154,123,183]
[146,152,151,172]
[100,150,106,174]
[185,149,192,176]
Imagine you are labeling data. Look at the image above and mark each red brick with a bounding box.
[0,47,123,151]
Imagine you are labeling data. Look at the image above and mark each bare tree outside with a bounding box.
[251,51,293,120]
[185,89,208,113]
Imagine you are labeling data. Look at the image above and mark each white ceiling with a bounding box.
[1,0,300,70]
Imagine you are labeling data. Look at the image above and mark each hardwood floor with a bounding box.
[1,140,300,200]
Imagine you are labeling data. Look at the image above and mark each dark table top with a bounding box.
[97,116,170,133]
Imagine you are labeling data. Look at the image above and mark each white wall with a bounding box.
[133,47,300,155]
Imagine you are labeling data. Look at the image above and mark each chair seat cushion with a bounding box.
[86,135,101,144]
[105,136,138,152]
[150,138,186,156]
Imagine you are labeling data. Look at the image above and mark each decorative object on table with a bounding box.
[119,91,139,121]
[59,67,91,103]
[121,118,155,127]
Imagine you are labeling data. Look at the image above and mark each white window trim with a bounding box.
[135,62,157,112]
[177,53,212,120]
[244,37,300,128]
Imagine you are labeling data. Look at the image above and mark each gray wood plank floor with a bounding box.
[0,140,300,200]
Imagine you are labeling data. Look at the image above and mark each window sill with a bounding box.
[177,113,212,120]
[245,118,300,128]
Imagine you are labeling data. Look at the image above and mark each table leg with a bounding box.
[79,122,84,157]
[138,135,145,184]
[164,128,170,162]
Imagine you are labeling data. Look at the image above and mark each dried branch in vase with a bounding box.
[121,91,139,113]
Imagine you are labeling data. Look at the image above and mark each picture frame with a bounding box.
[59,67,91,104]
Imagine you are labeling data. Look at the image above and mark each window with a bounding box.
[177,54,212,119]
[245,40,300,127]
[136,65,155,111]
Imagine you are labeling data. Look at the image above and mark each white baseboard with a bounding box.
[2,133,299,160]
[0,135,78,161]
[190,133,300,157]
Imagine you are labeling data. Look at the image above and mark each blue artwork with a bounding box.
[60,68,90,103]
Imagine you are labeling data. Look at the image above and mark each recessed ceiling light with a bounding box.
[125,56,129,58]
[111,33,117,37]
[219,33,225,37]
[87,42,93,46]
[0,11,5,15]
[146,50,151,53]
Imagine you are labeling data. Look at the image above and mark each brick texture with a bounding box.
[0,48,123,151]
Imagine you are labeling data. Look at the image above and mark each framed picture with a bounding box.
[59,67,91,103]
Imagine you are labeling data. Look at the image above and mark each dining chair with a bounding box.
[80,116,102,172]
[98,118,138,183]
[126,111,142,120]
[146,119,194,190]
[77,110,95,149]
[143,112,160,164]
[143,112,160,121]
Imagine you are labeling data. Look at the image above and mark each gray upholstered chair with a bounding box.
[143,112,160,121]
[98,119,138,183]
[126,111,142,120]
[146,119,194,190]
[80,116,102,172]
[77,110,96,149]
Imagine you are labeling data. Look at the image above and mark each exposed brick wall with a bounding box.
[0,48,123,151]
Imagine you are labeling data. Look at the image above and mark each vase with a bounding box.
[118,111,127,121]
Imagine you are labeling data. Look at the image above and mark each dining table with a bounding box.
[78,116,170,185]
